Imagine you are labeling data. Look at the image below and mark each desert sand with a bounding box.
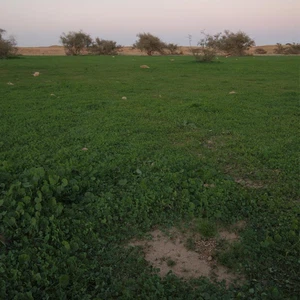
[17,45,278,56]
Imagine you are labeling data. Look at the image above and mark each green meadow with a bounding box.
[0,55,299,299]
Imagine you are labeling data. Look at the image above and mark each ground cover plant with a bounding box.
[0,55,299,299]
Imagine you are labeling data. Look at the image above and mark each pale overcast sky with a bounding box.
[1,0,299,46]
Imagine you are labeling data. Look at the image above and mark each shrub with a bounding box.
[284,43,300,54]
[0,29,17,59]
[133,33,166,56]
[274,43,285,54]
[254,48,267,54]
[206,30,255,56]
[189,34,216,62]
[165,43,180,55]
[60,31,93,56]
[89,38,121,55]
[274,43,300,55]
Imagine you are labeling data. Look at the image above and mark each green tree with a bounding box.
[0,28,17,59]
[189,33,217,62]
[89,38,121,55]
[133,33,166,56]
[60,31,93,56]
[206,30,255,56]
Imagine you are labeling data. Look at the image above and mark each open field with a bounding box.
[0,55,299,298]
[17,45,282,56]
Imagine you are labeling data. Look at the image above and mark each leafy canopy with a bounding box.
[206,30,255,56]
[133,32,167,56]
[0,28,17,59]
[60,30,93,56]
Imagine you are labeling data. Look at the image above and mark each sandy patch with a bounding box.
[16,45,283,56]
[234,178,266,189]
[129,226,244,286]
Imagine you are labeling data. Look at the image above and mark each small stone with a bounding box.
[207,256,213,261]
[81,147,88,151]
[229,91,236,94]
[140,65,150,69]
[50,93,55,96]
[33,72,40,76]
[122,96,127,100]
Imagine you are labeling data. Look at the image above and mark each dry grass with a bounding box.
[16,45,283,56]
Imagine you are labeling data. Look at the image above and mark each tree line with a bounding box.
[1,28,299,59]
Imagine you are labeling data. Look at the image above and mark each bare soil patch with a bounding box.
[234,178,266,189]
[129,224,245,286]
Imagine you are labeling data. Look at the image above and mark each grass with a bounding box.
[0,55,299,299]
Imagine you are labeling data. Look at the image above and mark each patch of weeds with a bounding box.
[216,242,245,271]
[167,259,177,267]
[185,237,196,251]
[195,218,218,239]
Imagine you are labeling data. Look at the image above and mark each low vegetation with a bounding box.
[205,30,255,56]
[89,38,121,55]
[60,31,121,56]
[0,55,299,299]
[60,31,93,55]
[133,32,167,56]
[274,42,300,55]
[189,33,217,62]
[254,48,267,54]
[0,28,18,59]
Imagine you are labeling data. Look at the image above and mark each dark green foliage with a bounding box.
[0,28,18,59]
[133,32,167,55]
[0,55,299,299]
[206,30,255,56]
[166,43,180,55]
[274,43,300,55]
[195,218,218,238]
[254,48,267,54]
[284,43,300,54]
[189,34,217,62]
[89,38,121,55]
[60,30,93,55]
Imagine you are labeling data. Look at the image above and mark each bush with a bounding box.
[274,43,300,55]
[254,48,267,54]
[274,43,285,54]
[206,30,255,56]
[284,43,300,54]
[133,33,166,56]
[165,43,180,55]
[89,38,121,55]
[0,29,17,59]
[60,31,93,56]
[189,34,216,62]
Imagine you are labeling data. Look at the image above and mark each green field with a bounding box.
[0,55,299,299]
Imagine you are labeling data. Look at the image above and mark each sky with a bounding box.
[1,0,299,47]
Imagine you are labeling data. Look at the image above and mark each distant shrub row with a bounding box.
[274,43,300,55]
[0,29,17,59]
[1,27,299,59]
